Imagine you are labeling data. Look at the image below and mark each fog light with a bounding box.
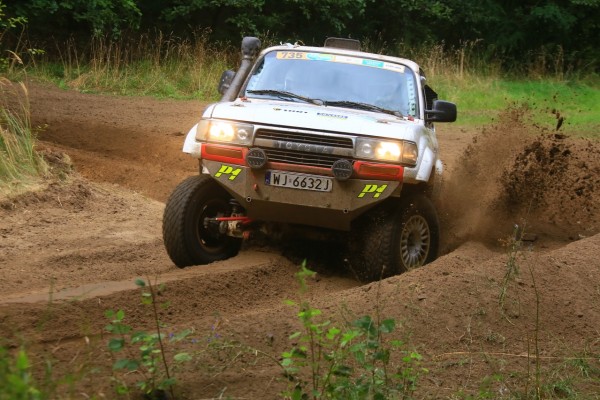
[246,148,267,169]
[332,159,353,181]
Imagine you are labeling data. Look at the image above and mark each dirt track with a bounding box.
[0,82,599,398]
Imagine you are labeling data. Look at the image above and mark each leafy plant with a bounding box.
[0,345,42,400]
[282,262,426,399]
[0,0,27,72]
[105,279,192,399]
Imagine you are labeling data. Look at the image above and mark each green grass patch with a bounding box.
[28,58,230,101]
[9,32,236,102]
[7,34,599,137]
[434,78,600,136]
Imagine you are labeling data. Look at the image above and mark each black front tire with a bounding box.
[162,175,242,268]
[348,194,439,282]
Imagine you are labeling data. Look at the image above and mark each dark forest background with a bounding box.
[2,0,599,73]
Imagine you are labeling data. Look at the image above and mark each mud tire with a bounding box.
[349,194,439,282]
[162,175,242,268]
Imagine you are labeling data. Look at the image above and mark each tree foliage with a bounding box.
[1,0,599,71]
[4,0,140,38]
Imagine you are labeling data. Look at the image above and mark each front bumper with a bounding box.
[202,159,401,230]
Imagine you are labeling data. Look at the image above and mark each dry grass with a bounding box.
[0,80,47,192]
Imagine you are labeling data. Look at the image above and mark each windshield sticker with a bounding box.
[306,53,335,62]
[361,59,384,68]
[275,52,405,73]
[333,55,362,65]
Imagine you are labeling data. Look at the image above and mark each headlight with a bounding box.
[355,138,418,166]
[196,120,254,145]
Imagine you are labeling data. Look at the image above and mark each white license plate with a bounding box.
[265,170,333,192]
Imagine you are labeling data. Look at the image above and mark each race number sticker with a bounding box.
[215,165,242,181]
[276,51,308,60]
[358,184,388,198]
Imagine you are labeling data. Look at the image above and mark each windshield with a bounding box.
[244,50,419,117]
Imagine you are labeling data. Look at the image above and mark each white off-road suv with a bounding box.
[163,37,456,281]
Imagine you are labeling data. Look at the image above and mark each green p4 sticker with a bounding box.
[215,165,242,181]
[358,184,388,198]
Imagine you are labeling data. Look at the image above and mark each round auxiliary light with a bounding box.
[332,159,353,181]
[246,148,268,169]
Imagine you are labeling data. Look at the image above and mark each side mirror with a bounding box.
[426,100,457,123]
[217,70,236,95]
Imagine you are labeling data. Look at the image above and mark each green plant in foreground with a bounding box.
[0,345,42,400]
[282,262,426,399]
[105,279,192,399]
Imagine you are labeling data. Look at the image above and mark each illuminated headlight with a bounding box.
[355,138,418,166]
[196,120,254,145]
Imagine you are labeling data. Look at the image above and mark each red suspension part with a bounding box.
[209,216,253,224]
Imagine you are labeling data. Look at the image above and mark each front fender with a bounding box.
[182,124,201,158]
[415,146,436,182]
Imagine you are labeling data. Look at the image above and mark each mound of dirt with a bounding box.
[1,231,597,398]
[0,174,173,299]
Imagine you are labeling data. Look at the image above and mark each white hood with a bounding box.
[208,99,425,142]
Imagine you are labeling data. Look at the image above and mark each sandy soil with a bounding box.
[0,82,598,399]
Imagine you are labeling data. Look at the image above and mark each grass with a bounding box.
[0,80,47,195]
[7,31,235,101]
[375,39,600,136]
[3,33,598,137]
[432,78,600,135]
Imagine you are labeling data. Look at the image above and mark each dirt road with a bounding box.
[0,82,598,398]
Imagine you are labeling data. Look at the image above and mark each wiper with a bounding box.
[324,101,403,117]
[246,90,324,105]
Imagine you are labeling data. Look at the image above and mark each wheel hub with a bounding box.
[400,215,430,270]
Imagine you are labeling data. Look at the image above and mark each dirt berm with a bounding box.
[0,83,598,398]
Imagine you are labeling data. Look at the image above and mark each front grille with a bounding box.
[255,128,354,168]
[264,148,349,168]
[255,129,354,149]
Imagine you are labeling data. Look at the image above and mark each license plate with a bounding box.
[265,170,333,192]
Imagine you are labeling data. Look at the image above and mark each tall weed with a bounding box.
[0,81,46,188]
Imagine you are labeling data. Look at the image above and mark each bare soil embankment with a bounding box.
[0,83,598,398]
